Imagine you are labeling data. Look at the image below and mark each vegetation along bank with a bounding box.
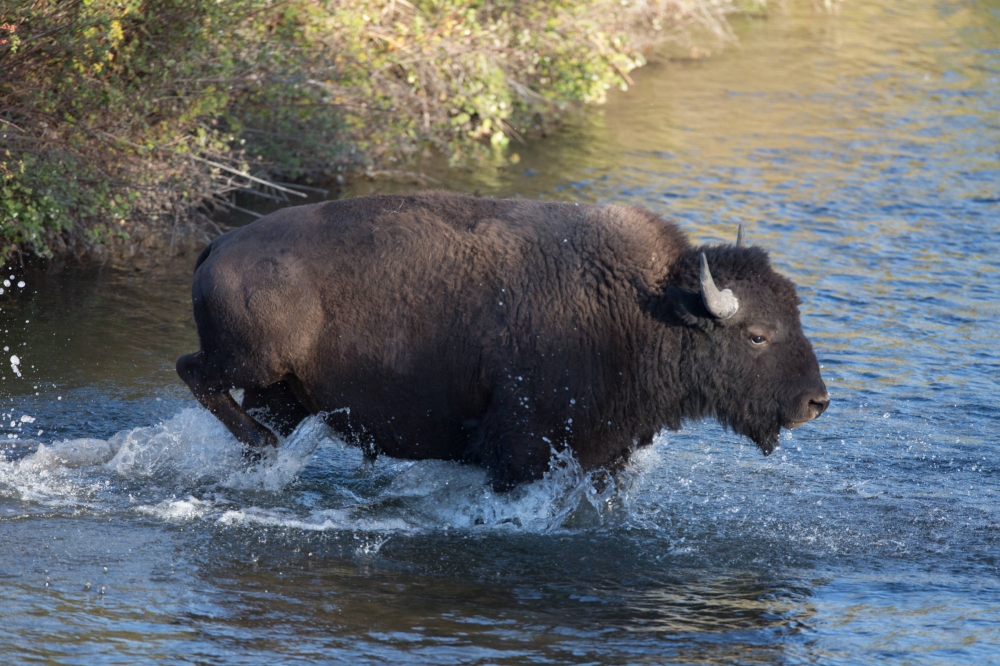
[0,0,749,263]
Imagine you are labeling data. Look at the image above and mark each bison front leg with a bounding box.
[471,416,555,492]
[489,437,554,492]
[176,351,278,456]
[242,381,311,438]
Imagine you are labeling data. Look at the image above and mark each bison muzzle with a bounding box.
[177,192,829,490]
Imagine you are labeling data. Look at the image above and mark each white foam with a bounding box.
[104,409,332,493]
[375,449,598,532]
[0,408,329,510]
[0,439,109,506]
[136,496,214,522]
[220,415,328,491]
[216,506,413,533]
[27,438,117,469]
[106,408,243,483]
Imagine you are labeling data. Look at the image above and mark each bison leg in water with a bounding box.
[487,436,553,492]
[176,351,279,453]
[473,409,555,492]
[242,380,311,438]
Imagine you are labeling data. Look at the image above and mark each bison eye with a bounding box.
[749,334,768,346]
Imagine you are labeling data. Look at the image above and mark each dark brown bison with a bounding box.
[177,191,829,490]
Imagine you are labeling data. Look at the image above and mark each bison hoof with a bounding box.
[240,426,278,465]
[242,445,263,465]
[241,442,277,466]
[491,481,515,494]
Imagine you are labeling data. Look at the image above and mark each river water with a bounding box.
[2,1,999,663]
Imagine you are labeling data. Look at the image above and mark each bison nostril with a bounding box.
[809,391,831,418]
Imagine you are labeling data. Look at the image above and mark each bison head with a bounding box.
[666,230,829,454]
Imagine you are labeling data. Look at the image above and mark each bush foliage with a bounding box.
[0,0,742,261]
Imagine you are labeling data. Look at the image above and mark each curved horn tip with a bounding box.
[736,224,746,247]
[699,252,740,320]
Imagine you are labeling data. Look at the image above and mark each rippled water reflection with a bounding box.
[1,1,998,663]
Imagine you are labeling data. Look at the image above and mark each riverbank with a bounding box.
[0,0,750,264]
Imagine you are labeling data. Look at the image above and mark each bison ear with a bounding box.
[665,286,707,327]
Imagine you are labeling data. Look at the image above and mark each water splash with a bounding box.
[0,406,642,535]
[0,437,110,508]
[106,408,243,483]
[199,436,640,535]
[0,407,316,512]
[3,401,973,567]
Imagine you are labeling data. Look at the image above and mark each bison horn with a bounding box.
[700,253,739,319]
[736,224,746,247]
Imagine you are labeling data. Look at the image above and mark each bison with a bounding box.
[177,191,829,490]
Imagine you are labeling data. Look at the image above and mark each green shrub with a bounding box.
[0,0,739,261]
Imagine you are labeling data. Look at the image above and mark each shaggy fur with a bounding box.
[177,191,829,490]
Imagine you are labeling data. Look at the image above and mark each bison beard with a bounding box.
[177,192,829,491]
